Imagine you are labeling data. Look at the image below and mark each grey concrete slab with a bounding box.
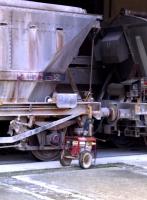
[0,165,146,200]
[0,149,147,199]
[0,184,40,200]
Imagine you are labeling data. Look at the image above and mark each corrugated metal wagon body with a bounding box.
[0,0,99,102]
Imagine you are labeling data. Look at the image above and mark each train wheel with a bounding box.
[32,150,60,161]
[60,150,72,166]
[29,134,60,161]
[79,151,92,169]
[111,135,141,148]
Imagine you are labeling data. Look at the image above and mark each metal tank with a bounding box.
[0,0,100,103]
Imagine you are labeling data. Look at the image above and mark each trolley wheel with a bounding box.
[60,150,72,166]
[79,150,93,169]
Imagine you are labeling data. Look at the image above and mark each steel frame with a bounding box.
[0,101,101,144]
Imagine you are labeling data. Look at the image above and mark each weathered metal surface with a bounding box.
[0,102,101,117]
[71,56,91,65]
[0,0,86,14]
[63,67,100,85]
[123,9,147,19]
[0,113,84,144]
[56,93,77,108]
[0,0,100,103]
[0,71,65,81]
[0,100,101,144]
[102,101,147,119]
[110,15,147,76]
[135,36,147,76]
[35,120,76,131]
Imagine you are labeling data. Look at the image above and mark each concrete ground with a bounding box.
[0,165,147,200]
[0,149,147,199]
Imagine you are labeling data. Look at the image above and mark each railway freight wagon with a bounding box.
[0,0,104,162]
[94,9,147,147]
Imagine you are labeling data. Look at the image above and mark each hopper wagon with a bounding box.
[0,0,107,167]
[93,9,147,148]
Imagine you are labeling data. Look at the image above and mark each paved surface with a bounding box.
[0,148,147,173]
[0,149,146,199]
[0,165,147,200]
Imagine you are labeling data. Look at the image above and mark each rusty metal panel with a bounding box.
[0,1,101,103]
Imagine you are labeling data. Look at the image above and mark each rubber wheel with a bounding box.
[79,151,93,169]
[60,150,72,166]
